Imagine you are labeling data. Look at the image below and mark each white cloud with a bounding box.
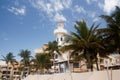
[91,12,96,18]
[93,17,99,22]
[46,3,54,16]
[87,11,99,22]
[53,13,66,22]
[8,6,26,16]
[102,0,120,14]
[29,0,49,10]
[86,0,98,4]
[88,12,96,18]
[14,0,19,6]
[61,0,72,8]
[74,5,86,14]
[29,0,53,16]
[3,38,9,41]
[50,0,64,11]
[86,0,90,4]
[98,2,103,9]
[29,0,72,22]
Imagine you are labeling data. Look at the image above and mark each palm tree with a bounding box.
[62,20,104,71]
[18,64,25,79]
[46,41,61,57]
[100,6,120,54]
[45,41,61,72]
[1,52,16,80]
[18,49,32,77]
[29,59,38,74]
[18,49,32,67]
[35,53,51,74]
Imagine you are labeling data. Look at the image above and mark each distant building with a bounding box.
[34,44,48,54]
[0,60,20,80]
[0,60,30,80]
[100,54,120,70]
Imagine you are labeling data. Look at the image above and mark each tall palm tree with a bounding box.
[62,20,104,71]
[1,52,16,80]
[18,49,32,77]
[100,6,120,54]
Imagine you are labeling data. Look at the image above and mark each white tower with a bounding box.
[54,22,70,73]
[54,22,67,46]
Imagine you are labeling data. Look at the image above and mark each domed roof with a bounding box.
[54,22,67,35]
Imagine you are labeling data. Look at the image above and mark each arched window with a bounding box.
[56,38,59,42]
[54,54,58,59]
[61,37,63,41]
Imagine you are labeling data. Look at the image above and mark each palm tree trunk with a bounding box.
[86,53,93,71]
[27,66,30,76]
[21,71,24,79]
[10,65,14,80]
[7,63,9,80]
[90,59,93,71]
[85,51,91,71]
[95,57,99,71]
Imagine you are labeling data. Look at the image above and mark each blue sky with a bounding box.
[0,0,120,60]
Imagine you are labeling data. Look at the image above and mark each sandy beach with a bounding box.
[24,70,120,80]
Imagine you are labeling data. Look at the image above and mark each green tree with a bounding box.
[18,49,32,77]
[46,41,61,57]
[35,53,51,74]
[1,52,16,80]
[45,41,61,72]
[62,20,104,71]
[29,59,38,74]
[100,6,120,54]
[18,49,32,67]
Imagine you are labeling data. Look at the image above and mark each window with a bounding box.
[54,54,58,59]
[6,76,10,78]
[61,37,62,41]
[73,63,79,68]
[57,38,59,42]
[14,72,19,75]
[25,68,28,71]
[2,71,11,74]
[14,68,17,70]
[9,67,11,70]
[61,37,64,41]
[2,71,7,74]
[7,71,10,74]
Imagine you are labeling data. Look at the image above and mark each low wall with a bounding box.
[24,70,120,80]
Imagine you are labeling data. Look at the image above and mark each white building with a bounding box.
[54,22,70,73]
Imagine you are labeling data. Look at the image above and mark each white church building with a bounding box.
[53,22,71,73]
